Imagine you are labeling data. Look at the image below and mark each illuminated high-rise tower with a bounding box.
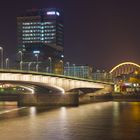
[17,8,64,73]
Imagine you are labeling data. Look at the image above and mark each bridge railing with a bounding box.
[0,69,113,85]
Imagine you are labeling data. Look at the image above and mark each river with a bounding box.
[0,101,140,140]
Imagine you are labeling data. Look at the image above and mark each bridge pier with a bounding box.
[18,93,79,106]
[18,94,37,106]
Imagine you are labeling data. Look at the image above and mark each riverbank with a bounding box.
[79,93,140,104]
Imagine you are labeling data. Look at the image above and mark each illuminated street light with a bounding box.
[48,57,52,73]
[0,47,3,69]
[81,66,84,78]
[20,61,23,71]
[5,58,9,69]
[60,60,63,75]
[36,64,39,72]
[46,67,49,73]
[18,51,23,70]
[35,54,39,64]
[35,54,39,72]
[28,62,32,71]
[73,64,76,77]
[66,62,70,76]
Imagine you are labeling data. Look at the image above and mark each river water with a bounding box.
[0,101,140,140]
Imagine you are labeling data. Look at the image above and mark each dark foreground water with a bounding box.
[0,101,140,140]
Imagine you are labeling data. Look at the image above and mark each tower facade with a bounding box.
[17,8,64,73]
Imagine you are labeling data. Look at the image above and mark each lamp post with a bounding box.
[20,61,23,71]
[5,58,9,69]
[36,64,39,72]
[0,47,3,69]
[48,57,52,73]
[46,67,49,73]
[60,60,63,75]
[73,64,76,77]
[18,51,23,70]
[28,62,32,71]
[66,62,70,76]
[81,66,84,78]
[35,54,39,72]
[35,54,39,64]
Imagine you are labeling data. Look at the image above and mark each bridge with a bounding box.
[110,62,140,77]
[0,69,113,106]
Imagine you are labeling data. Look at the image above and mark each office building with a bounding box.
[17,8,64,73]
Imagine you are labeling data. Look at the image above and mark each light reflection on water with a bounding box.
[0,102,140,140]
[0,102,18,114]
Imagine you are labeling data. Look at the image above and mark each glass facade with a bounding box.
[93,70,113,82]
[64,65,93,79]
[17,8,64,73]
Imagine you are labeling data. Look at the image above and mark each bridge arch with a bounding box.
[0,80,64,94]
[110,62,140,77]
[68,87,102,95]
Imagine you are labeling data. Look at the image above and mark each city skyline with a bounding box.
[0,0,140,70]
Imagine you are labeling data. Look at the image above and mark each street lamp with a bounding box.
[60,60,63,75]
[0,47,3,69]
[81,66,84,78]
[46,67,49,73]
[48,57,52,73]
[35,54,39,72]
[35,54,39,64]
[66,62,70,76]
[18,51,23,70]
[28,62,32,71]
[5,58,9,69]
[73,64,76,77]
[36,64,39,72]
[20,61,23,71]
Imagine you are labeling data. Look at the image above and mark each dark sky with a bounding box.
[0,0,140,71]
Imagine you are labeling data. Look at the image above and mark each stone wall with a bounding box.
[18,93,79,106]
[113,94,140,102]
[79,94,113,104]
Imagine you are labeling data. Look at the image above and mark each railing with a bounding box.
[0,69,114,85]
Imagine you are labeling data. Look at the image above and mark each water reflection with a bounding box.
[29,107,37,117]
[60,107,67,119]
[0,102,140,140]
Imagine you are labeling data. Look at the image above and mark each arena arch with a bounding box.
[109,62,140,77]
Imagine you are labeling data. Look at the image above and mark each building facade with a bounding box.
[93,70,113,82]
[17,8,64,74]
[64,64,93,79]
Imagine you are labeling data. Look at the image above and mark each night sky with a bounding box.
[0,0,140,71]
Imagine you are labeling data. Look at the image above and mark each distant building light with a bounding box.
[124,83,132,86]
[61,54,64,58]
[47,11,56,15]
[56,12,60,16]
[47,11,60,16]
[133,83,137,87]
[41,38,44,41]
[33,50,40,54]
